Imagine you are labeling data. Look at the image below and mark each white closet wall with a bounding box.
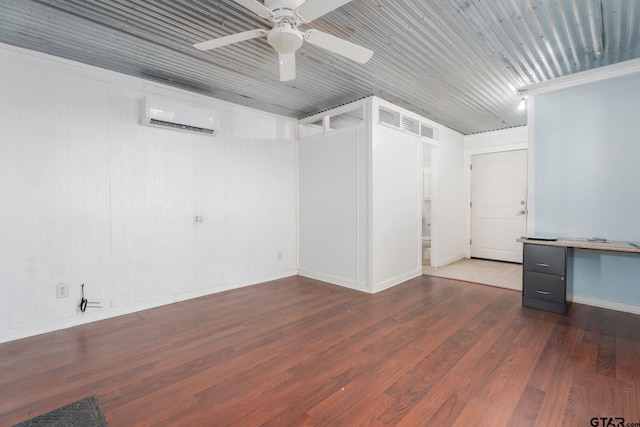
[298,97,465,293]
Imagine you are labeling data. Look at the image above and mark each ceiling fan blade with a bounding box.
[279,53,296,81]
[194,29,266,51]
[233,0,273,18]
[295,0,353,22]
[305,29,373,64]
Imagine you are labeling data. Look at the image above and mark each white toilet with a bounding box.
[422,208,431,262]
[422,236,431,260]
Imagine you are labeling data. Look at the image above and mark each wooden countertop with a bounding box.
[518,237,640,254]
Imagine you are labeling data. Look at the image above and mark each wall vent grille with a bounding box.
[421,124,436,139]
[149,119,216,135]
[379,107,400,127]
[379,106,438,140]
[402,116,419,134]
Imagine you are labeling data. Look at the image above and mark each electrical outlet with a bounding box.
[194,215,204,224]
[56,283,69,299]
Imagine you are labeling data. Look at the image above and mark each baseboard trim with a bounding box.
[0,270,297,344]
[297,269,370,293]
[568,294,640,316]
[434,253,465,268]
[372,269,422,293]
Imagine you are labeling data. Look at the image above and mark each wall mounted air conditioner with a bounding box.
[140,97,219,136]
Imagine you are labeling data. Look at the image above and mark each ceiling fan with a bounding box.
[193,0,373,81]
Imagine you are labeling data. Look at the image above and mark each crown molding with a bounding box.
[518,57,640,96]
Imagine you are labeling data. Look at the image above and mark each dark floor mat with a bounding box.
[13,395,108,427]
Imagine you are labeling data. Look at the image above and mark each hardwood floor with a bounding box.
[1,275,639,426]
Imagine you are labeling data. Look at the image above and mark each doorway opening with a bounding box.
[422,144,432,266]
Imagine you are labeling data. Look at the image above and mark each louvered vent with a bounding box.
[379,107,400,127]
[401,116,419,134]
[421,124,436,139]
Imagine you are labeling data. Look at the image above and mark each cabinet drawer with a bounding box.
[523,244,566,275]
[523,271,566,304]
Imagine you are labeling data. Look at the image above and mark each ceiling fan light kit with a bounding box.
[194,0,373,81]
[267,23,304,54]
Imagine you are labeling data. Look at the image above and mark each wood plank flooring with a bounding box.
[1,275,639,426]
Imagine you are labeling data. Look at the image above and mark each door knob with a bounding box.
[517,210,527,216]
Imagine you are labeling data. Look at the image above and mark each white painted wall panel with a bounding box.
[371,125,423,291]
[464,126,528,153]
[298,127,365,290]
[297,96,465,291]
[0,45,297,342]
[431,126,466,267]
[224,119,297,284]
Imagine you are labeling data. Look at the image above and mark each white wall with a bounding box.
[297,97,465,291]
[431,126,466,267]
[464,126,528,153]
[370,124,423,291]
[369,98,466,270]
[462,126,528,260]
[298,126,370,291]
[0,44,297,342]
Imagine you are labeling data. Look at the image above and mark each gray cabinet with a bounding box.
[522,243,569,314]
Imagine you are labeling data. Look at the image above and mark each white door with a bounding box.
[471,150,527,263]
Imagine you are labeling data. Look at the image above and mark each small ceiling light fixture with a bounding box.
[267,22,303,54]
[518,97,527,111]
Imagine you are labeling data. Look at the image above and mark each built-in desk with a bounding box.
[518,237,640,254]
[517,238,640,314]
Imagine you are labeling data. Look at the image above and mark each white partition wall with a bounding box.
[370,124,422,291]
[298,126,370,290]
[298,97,465,293]
[373,98,466,270]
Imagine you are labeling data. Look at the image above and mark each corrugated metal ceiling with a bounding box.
[0,0,638,134]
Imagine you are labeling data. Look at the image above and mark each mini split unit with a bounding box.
[140,97,219,136]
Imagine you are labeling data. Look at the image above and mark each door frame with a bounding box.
[463,142,528,259]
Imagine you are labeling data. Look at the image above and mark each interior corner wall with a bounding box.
[0,43,298,342]
[532,72,640,310]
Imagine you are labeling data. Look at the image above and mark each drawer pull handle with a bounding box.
[536,262,550,267]
[536,290,550,295]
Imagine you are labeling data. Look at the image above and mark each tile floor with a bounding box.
[422,258,522,290]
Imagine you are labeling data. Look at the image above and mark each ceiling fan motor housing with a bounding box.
[194,0,372,81]
[264,0,305,14]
